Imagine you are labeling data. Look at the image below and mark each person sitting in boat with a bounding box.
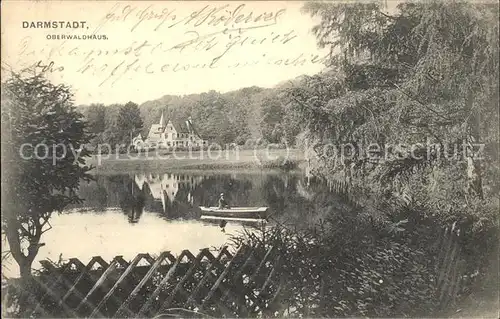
[218,193,230,209]
[219,220,227,233]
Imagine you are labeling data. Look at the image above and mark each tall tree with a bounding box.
[1,71,93,279]
[192,91,237,144]
[294,0,498,223]
[116,101,143,146]
[261,94,285,143]
[86,103,106,134]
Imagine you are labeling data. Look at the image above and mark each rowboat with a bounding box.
[200,216,268,224]
[199,206,268,219]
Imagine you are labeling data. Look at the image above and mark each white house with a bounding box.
[134,173,203,212]
[133,112,207,149]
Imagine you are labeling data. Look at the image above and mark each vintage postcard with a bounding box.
[1,0,499,318]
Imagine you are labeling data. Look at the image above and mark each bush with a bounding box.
[230,217,440,317]
[262,156,299,171]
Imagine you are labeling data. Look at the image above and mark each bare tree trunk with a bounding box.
[466,149,484,200]
[5,218,45,316]
[18,259,33,282]
[5,218,43,279]
[465,94,484,200]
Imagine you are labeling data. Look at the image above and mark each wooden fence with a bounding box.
[3,224,473,318]
[435,222,465,310]
[9,244,282,318]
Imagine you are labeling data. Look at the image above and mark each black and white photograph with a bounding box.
[1,0,499,318]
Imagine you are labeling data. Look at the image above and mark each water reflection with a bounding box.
[75,173,205,223]
[73,171,351,227]
[3,170,353,278]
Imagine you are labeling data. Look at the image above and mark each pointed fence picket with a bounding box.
[11,243,281,318]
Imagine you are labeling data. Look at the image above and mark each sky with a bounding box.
[1,1,335,105]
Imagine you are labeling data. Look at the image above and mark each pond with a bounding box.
[2,169,350,278]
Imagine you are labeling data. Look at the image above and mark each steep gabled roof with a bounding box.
[159,112,165,127]
[145,116,204,139]
[169,120,190,133]
[147,124,165,140]
[185,118,201,137]
[134,174,146,190]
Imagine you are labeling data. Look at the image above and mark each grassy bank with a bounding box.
[87,149,305,175]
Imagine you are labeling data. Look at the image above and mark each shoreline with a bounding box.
[87,149,306,175]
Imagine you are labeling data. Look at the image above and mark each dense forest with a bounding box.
[272,1,499,316]
[79,4,499,307]
[78,2,499,309]
[4,1,496,317]
[78,77,306,150]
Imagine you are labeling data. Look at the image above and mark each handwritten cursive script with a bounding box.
[94,3,286,33]
[13,2,330,91]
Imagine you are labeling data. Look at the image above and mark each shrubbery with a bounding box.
[230,215,442,317]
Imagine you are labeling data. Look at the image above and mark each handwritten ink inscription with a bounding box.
[15,2,330,87]
[97,3,286,32]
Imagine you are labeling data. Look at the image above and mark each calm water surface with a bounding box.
[4,170,345,277]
